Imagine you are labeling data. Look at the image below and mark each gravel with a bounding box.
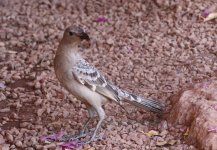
[0,0,217,149]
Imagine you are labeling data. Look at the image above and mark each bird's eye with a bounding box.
[69,31,74,36]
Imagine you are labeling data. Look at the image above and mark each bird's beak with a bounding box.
[79,32,90,41]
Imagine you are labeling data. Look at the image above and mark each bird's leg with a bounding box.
[87,106,105,142]
[80,118,91,135]
[80,107,96,135]
[60,107,96,142]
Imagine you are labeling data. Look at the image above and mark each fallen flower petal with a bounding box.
[60,141,83,149]
[96,17,108,22]
[208,127,217,132]
[202,11,210,18]
[156,140,168,146]
[183,128,189,136]
[0,82,6,89]
[213,105,217,111]
[201,6,216,17]
[200,81,210,88]
[40,132,65,142]
[209,104,217,111]
[144,130,159,137]
[204,12,217,22]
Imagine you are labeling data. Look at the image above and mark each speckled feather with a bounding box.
[72,58,164,113]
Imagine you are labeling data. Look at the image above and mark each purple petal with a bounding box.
[208,127,217,132]
[0,82,6,89]
[60,141,84,149]
[203,83,210,88]
[210,104,217,111]
[202,11,210,18]
[214,105,217,110]
[96,17,108,22]
[202,6,216,17]
[40,132,65,142]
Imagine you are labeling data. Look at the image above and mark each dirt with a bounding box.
[0,0,217,149]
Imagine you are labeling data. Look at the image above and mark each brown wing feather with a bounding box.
[72,59,120,103]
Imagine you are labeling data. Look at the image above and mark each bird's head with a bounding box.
[62,25,90,44]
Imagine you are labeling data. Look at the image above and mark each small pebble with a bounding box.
[15,140,22,148]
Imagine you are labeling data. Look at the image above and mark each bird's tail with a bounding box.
[120,90,164,113]
[108,83,164,113]
[122,94,164,113]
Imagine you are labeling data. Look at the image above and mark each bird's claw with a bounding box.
[84,134,104,144]
[60,132,91,142]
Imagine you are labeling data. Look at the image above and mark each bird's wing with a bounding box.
[72,58,164,113]
[72,58,120,103]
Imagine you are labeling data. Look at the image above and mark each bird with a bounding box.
[54,25,164,142]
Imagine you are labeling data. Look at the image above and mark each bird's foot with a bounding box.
[84,134,105,144]
[60,132,91,142]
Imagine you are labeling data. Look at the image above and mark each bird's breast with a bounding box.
[54,54,76,83]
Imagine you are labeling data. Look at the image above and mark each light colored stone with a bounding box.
[6,133,13,142]
[15,140,22,148]
[0,108,10,113]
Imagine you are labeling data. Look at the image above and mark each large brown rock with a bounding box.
[168,80,217,150]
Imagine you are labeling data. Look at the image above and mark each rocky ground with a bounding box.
[0,0,217,149]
